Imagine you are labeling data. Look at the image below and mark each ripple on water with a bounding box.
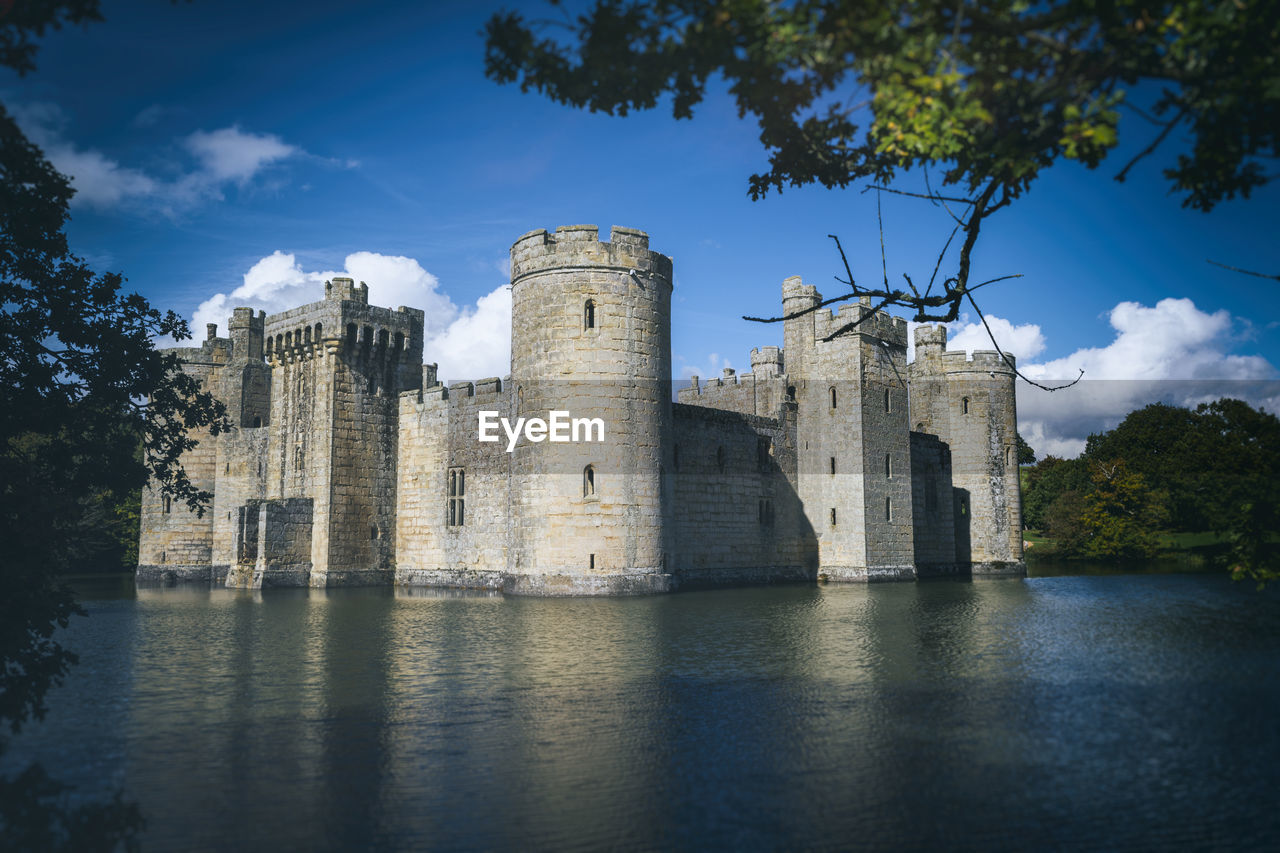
[3,572,1277,850]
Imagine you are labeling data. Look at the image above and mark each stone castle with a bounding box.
[137,225,1023,594]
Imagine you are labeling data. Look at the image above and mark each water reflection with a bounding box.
[4,574,1278,850]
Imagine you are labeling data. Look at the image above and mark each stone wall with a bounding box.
[909,431,957,576]
[137,334,229,582]
[395,379,512,588]
[670,403,814,585]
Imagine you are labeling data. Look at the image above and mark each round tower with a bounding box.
[916,326,1023,576]
[507,225,673,594]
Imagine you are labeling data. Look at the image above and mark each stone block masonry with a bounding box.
[139,225,1023,593]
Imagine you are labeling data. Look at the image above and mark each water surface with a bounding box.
[6,573,1278,851]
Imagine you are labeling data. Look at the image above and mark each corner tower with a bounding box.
[508,225,673,594]
[909,325,1023,576]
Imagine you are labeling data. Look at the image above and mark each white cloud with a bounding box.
[191,251,512,385]
[678,353,734,381]
[10,101,301,213]
[184,126,296,183]
[424,286,513,383]
[993,298,1278,459]
[907,315,1045,363]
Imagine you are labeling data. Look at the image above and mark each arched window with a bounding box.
[830,386,837,409]
[162,495,171,514]
[962,397,970,415]
[786,385,796,402]
[584,299,596,330]
[252,416,262,428]
[583,465,596,498]
[346,323,357,345]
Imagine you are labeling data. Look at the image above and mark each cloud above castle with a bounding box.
[190,251,512,384]
[902,298,1278,457]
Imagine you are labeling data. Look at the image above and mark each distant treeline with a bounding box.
[1022,399,1280,579]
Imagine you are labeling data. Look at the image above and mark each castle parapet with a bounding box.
[510,224,673,286]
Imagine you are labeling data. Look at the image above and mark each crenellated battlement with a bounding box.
[935,349,1017,373]
[809,298,908,347]
[401,376,508,412]
[510,224,673,286]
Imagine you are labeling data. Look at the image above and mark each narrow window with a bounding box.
[584,299,596,330]
[786,385,796,402]
[370,524,378,540]
[885,454,892,479]
[162,495,171,514]
[962,397,970,415]
[1007,446,1014,466]
[252,416,262,428]
[225,463,230,474]
[257,459,262,476]
[447,467,465,526]
[583,465,596,498]
[346,323,357,345]
[160,551,166,563]
[884,388,891,413]
[830,507,837,527]
[830,386,837,409]
[757,436,772,471]
[885,497,893,522]
[959,497,968,517]
[829,456,836,475]
[716,446,725,473]
[589,553,596,570]
[295,447,304,471]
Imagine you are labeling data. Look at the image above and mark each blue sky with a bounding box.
[5,0,1278,455]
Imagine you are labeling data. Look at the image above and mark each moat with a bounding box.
[6,572,1279,850]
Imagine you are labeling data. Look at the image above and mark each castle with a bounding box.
[137,225,1023,594]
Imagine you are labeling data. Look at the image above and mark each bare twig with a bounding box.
[1116,106,1188,182]
[1207,259,1280,281]
[964,290,1082,391]
[827,234,858,292]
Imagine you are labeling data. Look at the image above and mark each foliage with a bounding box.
[1022,454,1090,530]
[1077,458,1170,560]
[1016,432,1035,465]
[1023,399,1280,575]
[1043,489,1088,555]
[1,5,220,844]
[486,0,1279,326]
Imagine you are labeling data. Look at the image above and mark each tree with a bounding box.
[485,1,1278,339]
[1083,402,1206,529]
[1022,454,1090,531]
[1077,458,1170,560]
[1,4,223,846]
[1016,432,1035,466]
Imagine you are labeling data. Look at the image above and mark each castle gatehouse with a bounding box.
[137,225,1023,594]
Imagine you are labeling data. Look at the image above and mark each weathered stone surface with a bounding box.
[138,225,1023,594]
